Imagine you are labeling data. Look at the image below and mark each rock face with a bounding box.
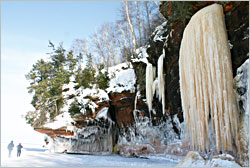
[146,9,185,127]
[50,125,115,154]
[36,108,116,154]
[225,2,249,76]
[108,91,136,129]
[35,127,74,140]
[34,63,138,155]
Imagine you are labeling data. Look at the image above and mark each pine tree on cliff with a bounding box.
[96,64,110,90]
[25,41,78,126]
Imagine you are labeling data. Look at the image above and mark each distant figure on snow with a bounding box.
[17,143,23,157]
[7,140,14,157]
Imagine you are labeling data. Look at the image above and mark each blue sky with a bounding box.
[1,1,121,144]
[2,1,121,52]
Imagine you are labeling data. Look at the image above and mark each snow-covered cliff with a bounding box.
[33,2,249,166]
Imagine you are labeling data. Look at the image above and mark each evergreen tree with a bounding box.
[78,67,96,89]
[68,98,82,117]
[96,64,110,90]
[25,41,78,126]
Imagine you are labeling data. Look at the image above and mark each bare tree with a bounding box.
[124,1,137,53]
[71,1,165,69]
[117,22,132,62]
[92,23,122,69]
[144,1,151,36]
[92,30,107,67]
[135,1,142,47]
[71,38,93,68]
[104,24,120,66]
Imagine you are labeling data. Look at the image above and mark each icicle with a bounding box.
[133,88,140,122]
[146,63,154,112]
[179,4,240,154]
[152,78,159,97]
[153,66,157,79]
[134,90,140,111]
[158,49,165,114]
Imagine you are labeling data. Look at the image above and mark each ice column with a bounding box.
[179,4,240,153]
[158,50,165,114]
[152,78,159,98]
[146,63,154,112]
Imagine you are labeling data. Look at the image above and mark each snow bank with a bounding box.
[63,84,109,103]
[44,112,74,130]
[62,81,109,115]
[107,62,136,93]
[45,79,110,129]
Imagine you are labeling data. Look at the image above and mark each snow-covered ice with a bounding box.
[1,142,177,167]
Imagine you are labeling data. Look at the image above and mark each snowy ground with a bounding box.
[1,142,178,167]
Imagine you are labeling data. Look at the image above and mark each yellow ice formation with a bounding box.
[179,4,240,153]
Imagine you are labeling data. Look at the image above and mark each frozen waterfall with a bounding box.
[179,4,240,153]
[145,49,166,114]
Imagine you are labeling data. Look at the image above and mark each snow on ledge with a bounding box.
[44,112,75,130]
[107,62,136,93]
[95,107,109,120]
[132,46,149,64]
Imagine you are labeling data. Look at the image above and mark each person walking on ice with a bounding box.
[17,143,23,157]
[7,140,14,157]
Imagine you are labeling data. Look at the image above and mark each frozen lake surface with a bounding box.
[1,142,178,167]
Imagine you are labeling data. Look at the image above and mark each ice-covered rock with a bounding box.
[175,151,205,167]
[234,58,249,166]
[175,151,241,167]
[234,59,249,116]
[37,77,116,154]
[151,21,169,42]
[117,114,179,157]
[165,139,191,157]
[132,46,149,64]
[40,112,116,155]
[50,124,115,154]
